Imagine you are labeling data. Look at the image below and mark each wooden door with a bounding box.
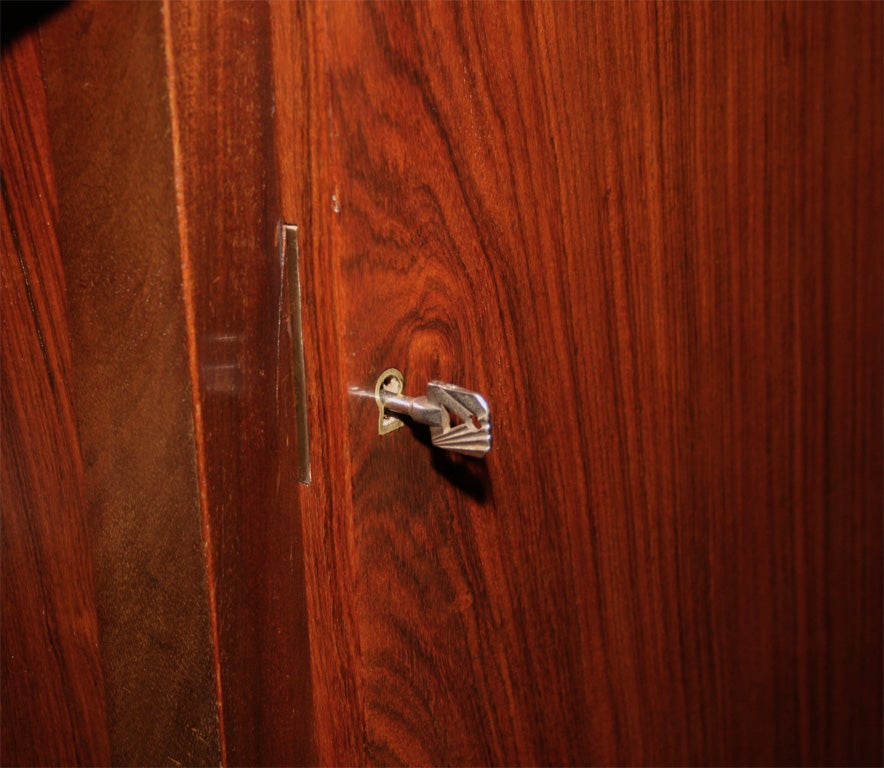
[272,2,883,764]
[2,2,882,766]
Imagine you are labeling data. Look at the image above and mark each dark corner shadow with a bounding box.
[1,2,69,50]
[405,421,492,504]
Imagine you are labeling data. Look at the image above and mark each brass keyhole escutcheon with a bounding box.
[375,368,406,435]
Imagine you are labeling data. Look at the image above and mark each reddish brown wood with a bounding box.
[273,1,883,764]
[38,3,221,764]
[164,2,315,764]
[271,4,367,765]
[5,2,880,765]
[0,31,111,767]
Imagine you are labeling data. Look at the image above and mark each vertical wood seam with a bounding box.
[160,3,227,764]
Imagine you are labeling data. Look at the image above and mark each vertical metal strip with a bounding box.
[282,223,311,485]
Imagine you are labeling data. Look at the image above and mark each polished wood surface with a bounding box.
[165,2,315,764]
[274,1,883,764]
[3,2,881,766]
[1,32,111,767]
[272,4,367,764]
[38,4,221,764]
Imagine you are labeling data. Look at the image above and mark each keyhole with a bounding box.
[375,367,406,435]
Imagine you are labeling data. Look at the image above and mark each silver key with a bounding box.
[375,370,492,458]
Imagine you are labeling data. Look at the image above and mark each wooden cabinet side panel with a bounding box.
[38,3,222,764]
[0,30,111,767]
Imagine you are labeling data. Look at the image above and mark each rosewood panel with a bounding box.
[5,2,881,765]
[270,3,367,765]
[276,1,882,764]
[39,4,221,764]
[0,31,110,767]
[164,2,315,763]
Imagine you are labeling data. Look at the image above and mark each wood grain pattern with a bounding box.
[0,31,111,767]
[273,1,883,764]
[6,2,880,765]
[164,2,315,764]
[39,4,221,764]
[271,3,367,765]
